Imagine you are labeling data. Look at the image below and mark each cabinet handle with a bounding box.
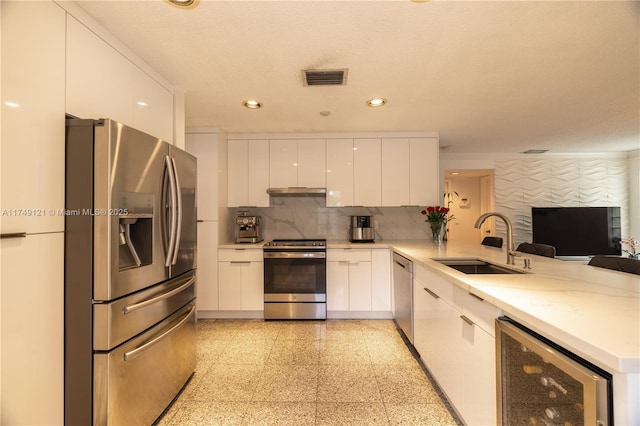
[1,232,27,239]
[423,287,440,299]
[468,292,484,302]
[230,261,251,264]
[234,248,246,251]
[460,315,475,326]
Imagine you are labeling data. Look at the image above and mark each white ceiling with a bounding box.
[73,0,639,154]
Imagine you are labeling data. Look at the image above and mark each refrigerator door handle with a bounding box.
[170,156,182,265]
[123,304,195,361]
[122,275,195,314]
[164,155,178,267]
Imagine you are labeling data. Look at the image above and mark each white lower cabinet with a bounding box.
[1,233,64,425]
[327,248,391,315]
[413,264,498,425]
[218,249,263,311]
[327,249,372,311]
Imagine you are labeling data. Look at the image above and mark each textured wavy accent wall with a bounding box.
[494,158,629,245]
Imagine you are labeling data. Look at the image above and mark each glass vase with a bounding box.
[429,221,445,244]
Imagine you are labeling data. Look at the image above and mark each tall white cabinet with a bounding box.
[1,2,66,424]
[186,130,228,314]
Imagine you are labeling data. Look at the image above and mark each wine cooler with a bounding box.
[496,317,612,426]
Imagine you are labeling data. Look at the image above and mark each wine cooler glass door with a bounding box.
[496,318,611,426]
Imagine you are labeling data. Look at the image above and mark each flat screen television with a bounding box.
[531,207,621,257]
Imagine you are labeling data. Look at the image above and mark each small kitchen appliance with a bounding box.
[235,214,263,243]
[349,215,375,242]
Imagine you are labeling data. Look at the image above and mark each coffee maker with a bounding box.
[235,214,263,243]
[349,215,375,242]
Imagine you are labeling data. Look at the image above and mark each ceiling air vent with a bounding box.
[303,69,348,86]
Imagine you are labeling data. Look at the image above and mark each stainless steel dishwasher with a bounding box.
[392,252,414,344]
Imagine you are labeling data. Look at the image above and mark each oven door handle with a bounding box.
[263,252,326,259]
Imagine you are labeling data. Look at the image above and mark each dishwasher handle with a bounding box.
[392,252,413,273]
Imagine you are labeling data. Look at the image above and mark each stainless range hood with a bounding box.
[267,187,327,197]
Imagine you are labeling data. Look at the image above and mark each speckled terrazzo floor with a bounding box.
[155,319,461,426]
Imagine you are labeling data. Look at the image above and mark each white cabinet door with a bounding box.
[241,261,264,311]
[297,139,326,187]
[133,67,174,143]
[186,133,219,220]
[381,138,410,206]
[218,249,263,311]
[348,261,372,311]
[354,138,382,206]
[1,233,64,426]
[327,261,350,311]
[247,140,270,207]
[66,16,134,125]
[409,138,439,206]
[326,139,354,207]
[218,261,243,310]
[269,139,297,188]
[459,320,497,426]
[1,0,65,234]
[228,139,269,207]
[196,222,218,311]
[371,249,391,311]
[227,140,249,207]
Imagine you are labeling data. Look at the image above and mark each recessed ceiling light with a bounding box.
[243,100,262,109]
[136,101,148,107]
[4,101,20,108]
[366,98,387,107]
[166,0,197,8]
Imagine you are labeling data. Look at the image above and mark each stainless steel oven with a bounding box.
[496,317,612,426]
[263,239,326,319]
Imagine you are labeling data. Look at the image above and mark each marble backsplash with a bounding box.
[228,196,432,242]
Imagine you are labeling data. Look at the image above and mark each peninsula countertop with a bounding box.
[367,239,639,376]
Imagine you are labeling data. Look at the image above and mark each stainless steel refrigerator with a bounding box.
[64,119,197,425]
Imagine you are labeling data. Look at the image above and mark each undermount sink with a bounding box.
[433,258,527,275]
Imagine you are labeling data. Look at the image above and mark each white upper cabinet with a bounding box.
[354,138,382,206]
[133,68,174,143]
[269,139,297,187]
[297,139,326,187]
[1,0,66,234]
[228,134,438,207]
[381,137,439,207]
[381,138,411,206]
[270,139,326,188]
[66,16,174,142]
[228,140,269,207]
[409,137,439,206]
[66,16,133,125]
[326,139,354,207]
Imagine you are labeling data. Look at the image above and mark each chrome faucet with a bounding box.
[475,212,517,265]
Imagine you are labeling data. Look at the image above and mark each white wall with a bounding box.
[441,152,633,246]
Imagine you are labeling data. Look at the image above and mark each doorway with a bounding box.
[444,170,495,243]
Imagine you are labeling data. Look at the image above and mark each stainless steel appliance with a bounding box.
[496,317,612,426]
[392,252,414,343]
[64,119,197,426]
[349,215,375,242]
[235,213,263,243]
[263,239,326,319]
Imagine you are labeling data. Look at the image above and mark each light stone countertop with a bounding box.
[377,239,640,375]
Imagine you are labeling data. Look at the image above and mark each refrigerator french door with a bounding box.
[65,118,197,426]
[496,317,612,426]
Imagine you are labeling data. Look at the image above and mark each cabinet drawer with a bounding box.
[415,264,458,308]
[327,248,371,262]
[462,291,501,336]
[218,248,263,262]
